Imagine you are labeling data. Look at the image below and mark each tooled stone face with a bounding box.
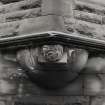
[16,44,88,89]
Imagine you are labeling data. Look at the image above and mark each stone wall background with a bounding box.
[0,0,105,105]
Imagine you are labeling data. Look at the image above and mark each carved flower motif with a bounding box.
[41,45,64,62]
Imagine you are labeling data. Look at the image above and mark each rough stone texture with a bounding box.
[83,57,105,73]
[83,74,105,96]
[0,101,5,105]
[75,0,105,15]
[41,0,74,16]
[74,10,102,24]
[91,96,105,105]
[14,96,64,105]
[64,96,89,105]
[0,8,41,23]
[0,0,22,4]
[18,15,67,35]
[64,17,75,33]
[0,0,105,105]
[75,20,103,38]
[9,96,89,105]
[0,0,41,14]
[0,15,66,38]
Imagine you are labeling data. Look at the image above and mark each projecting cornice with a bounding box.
[0,0,104,52]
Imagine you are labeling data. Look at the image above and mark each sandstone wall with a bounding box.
[0,0,105,105]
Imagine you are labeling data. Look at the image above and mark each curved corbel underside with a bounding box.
[0,0,105,90]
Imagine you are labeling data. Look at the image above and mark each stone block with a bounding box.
[0,0,22,4]
[101,25,105,39]
[83,57,105,74]
[41,0,75,17]
[0,52,24,79]
[75,20,103,39]
[0,0,41,14]
[0,8,41,23]
[83,74,105,96]
[64,17,104,39]
[0,101,5,105]
[0,78,18,95]
[0,21,20,38]
[102,16,105,24]
[75,0,105,15]
[14,96,64,105]
[18,15,66,35]
[0,15,66,38]
[0,96,19,105]
[74,10,102,24]
[91,96,105,105]
[64,96,89,105]
[64,17,75,33]
[78,0,105,6]
[12,96,90,105]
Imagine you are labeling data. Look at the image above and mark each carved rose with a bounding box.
[41,45,64,62]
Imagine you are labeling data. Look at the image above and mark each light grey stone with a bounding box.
[42,0,75,17]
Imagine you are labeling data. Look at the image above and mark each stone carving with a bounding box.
[41,45,64,62]
[16,44,88,89]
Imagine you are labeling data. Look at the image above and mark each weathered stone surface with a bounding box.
[0,78,18,95]
[0,0,22,4]
[42,0,74,16]
[0,8,41,23]
[0,0,41,14]
[78,0,105,6]
[91,96,105,105]
[0,52,18,78]
[0,21,20,30]
[74,10,102,24]
[18,15,66,35]
[83,57,105,73]
[0,96,14,105]
[75,20,103,38]
[0,52,27,80]
[0,15,66,38]
[64,17,75,33]
[0,77,83,96]
[83,74,105,96]
[83,74,103,96]
[64,96,89,105]
[10,96,90,105]
[0,21,20,38]
[64,17,104,39]
[101,25,105,39]
[14,96,64,105]
[0,101,5,105]
[0,0,105,104]
[102,16,105,24]
[75,0,105,15]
